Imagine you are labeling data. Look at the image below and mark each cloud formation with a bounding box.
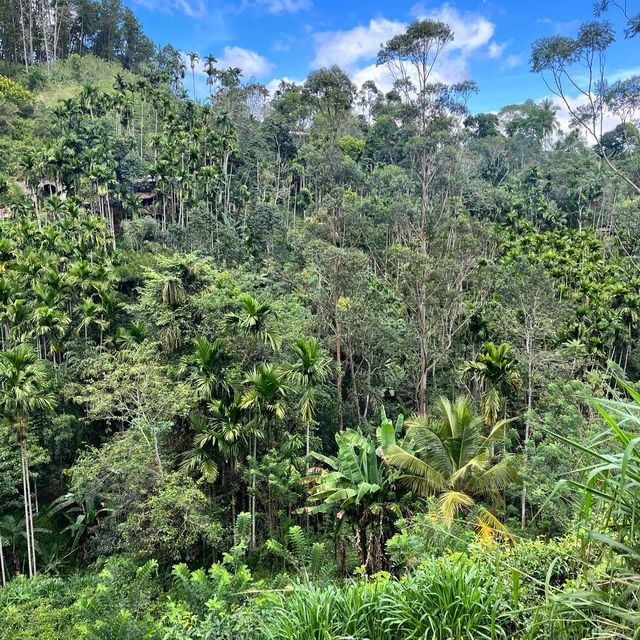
[312,18,405,69]
[241,0,312,14]
[312,5,499,91]
[132,0,206,18]
[217,46,274,78]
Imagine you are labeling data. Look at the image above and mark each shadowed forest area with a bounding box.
[0,1,639,638]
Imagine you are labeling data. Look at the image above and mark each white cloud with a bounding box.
[488,41,508,59]
[322,5,496,93]
[217,46,274,78]
[312,18,405,69]
[241,0,311,14]
[132,0,206,18]
[265,75,303,96]
[412,3,495,53]
[549,94,629,135]
[541,66,640,134]
[501,54,523,70]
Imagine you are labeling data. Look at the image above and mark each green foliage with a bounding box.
[264,525,333,579]
[262,557,507,640]
[0,7,640,640]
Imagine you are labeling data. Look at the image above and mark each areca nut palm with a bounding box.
[225,293,281,351]
[0,344,55,577]
[285,337,331,459]
[462,342,521,426]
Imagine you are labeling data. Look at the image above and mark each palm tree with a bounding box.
[75,298,107,340]
[203,54,218,97]
[382,396,518,540]
[0,345,55,577]
[179,336,229,401]
[462,342,520,426]
[225,293,281,352]
[306,428,400,573]
[188,52,200,100]
[284,337,331,459]
[240,363,290,547]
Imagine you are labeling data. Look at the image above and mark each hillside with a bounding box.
[0,5,639,639]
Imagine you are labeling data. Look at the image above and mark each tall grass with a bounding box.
[260,557,506,640]
[541,381,640,639]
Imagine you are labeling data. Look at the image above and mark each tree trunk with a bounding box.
[335,314,343,432]
[20,438,35,577]
[250,434,257,548]
[0,534,6,586]
[521,332,534,530]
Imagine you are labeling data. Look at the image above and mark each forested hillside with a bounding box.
[0,1,639,638]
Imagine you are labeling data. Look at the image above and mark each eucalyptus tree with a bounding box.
[302,66,356,144]
[377,19,476,248]
[0,344,55,578]
[531,20,640,194]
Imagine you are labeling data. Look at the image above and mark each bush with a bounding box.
[0,573,92,640]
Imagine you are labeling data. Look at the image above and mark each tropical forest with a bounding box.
[0,0,639,637]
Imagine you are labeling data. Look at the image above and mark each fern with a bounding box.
[309,542,326,579]
[288,525,308,567]
[235,511,251,546]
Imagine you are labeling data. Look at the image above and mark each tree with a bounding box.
[382,396,517,540]
[284,337,331,459]
[179,337,229,401]
[303,66,356,143]
[462,342,521,427]
[305,428,400,573]
[0,344,55,577]
[225,293,281,352]
[531,21,640,194]
[188,51,200,100]
[377,19,475,248]
[240,363,290,547]
[203,54,218,97]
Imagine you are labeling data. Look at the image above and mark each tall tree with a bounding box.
[0,344,55,577]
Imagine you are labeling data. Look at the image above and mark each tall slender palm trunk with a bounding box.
[20,438,36,577]
[0,533,6,586]
[250,434,257,548]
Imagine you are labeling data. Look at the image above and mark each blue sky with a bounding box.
[126,0,637,114]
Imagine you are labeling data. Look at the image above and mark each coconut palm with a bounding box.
[382,396,518,540]
[0,344,55,577]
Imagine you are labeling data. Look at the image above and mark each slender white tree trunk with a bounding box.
[251,434,256,548]
[21,440,35,577]
[0,534,6,586]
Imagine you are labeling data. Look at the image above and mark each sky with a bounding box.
[125,0,638,116]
